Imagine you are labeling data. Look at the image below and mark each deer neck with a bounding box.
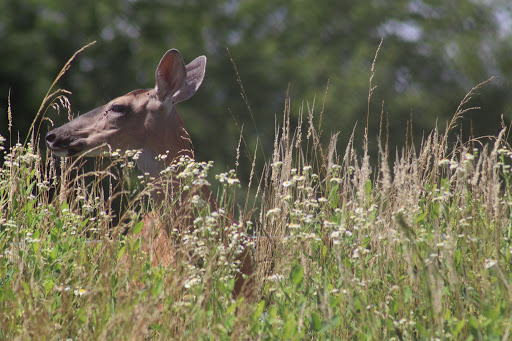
[135,106,216,211]
[136,106,193,178]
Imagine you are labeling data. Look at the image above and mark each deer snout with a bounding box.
[45,130,67,156]
[45,128,80,157]
[45,130,66,150]
[45,131,56,144]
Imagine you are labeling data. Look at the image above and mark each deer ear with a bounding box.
[155,49,186,102]
[173,55,207,104]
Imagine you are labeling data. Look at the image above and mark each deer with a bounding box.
[45,49,254,298]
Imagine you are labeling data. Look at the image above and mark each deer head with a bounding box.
[45,49,255,298]
[46,49,207,177]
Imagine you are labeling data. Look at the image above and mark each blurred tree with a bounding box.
[1,0,511,179]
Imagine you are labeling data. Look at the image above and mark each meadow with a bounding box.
[1,50,512,340]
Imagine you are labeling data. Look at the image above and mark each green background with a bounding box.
[1,0,511,176]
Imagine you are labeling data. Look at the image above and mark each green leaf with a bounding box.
[454,249,462,267]
[310,312,322,332]
[29,168,37,181]
[282,315,297,339]
[31,230,40,253]
[330,315,341,329]
[404,287,412,303]
[432,201,439,218]
[151,324,163,332]
[390,297,398,314]
[80,217,90,229]
[25,182,35,196]
[415,210,428,224]
[21,281,30,294]
[151,276,163,296]
[365,179,372,197]
[483,304,500,321]
[42,278,54,295]
[76,307,87,323]
[330,294,341,309]
[133,238,141,251]
[468,315,479,333]
[290,264,303,289]
[453,319,465,336]
[117,245,126,261]
[443,308,451,320]
[227,301,238,315]
[133,220,144,234]
[253,301,265,321]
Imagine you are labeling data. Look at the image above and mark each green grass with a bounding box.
[1,52,512,339]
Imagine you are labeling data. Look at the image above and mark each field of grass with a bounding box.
[1,50,512,339]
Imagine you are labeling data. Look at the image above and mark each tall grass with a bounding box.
[1,49,512,339]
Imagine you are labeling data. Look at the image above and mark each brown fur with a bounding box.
[46,49,255,299]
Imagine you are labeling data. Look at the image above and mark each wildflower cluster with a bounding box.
[269,164,329,244]
[497,147,512,175]
[2,143,41,169]
[0,134,5,151]
[216,169,241,187]
[110,148,142,169]
[438,149,476,177]
[280,166,318,193]
[328,164,343,184]
[180,207,249,296]
[0,143,49,217]
[160,155,213,187]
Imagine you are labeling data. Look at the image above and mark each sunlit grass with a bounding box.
[1,48,512,339]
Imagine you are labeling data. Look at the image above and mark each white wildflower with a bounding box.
[266,208,281,217]
[483,259,497,269]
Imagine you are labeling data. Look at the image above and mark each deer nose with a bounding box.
[45,132,56,144]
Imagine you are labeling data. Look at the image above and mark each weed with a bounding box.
[1,46,511,339]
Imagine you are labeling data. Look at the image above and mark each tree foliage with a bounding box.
[1,0,511,174]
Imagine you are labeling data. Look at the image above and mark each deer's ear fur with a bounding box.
[173,55,207,104]
[155,49,186,102]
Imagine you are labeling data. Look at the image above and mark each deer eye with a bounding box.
[110,104,129,114]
